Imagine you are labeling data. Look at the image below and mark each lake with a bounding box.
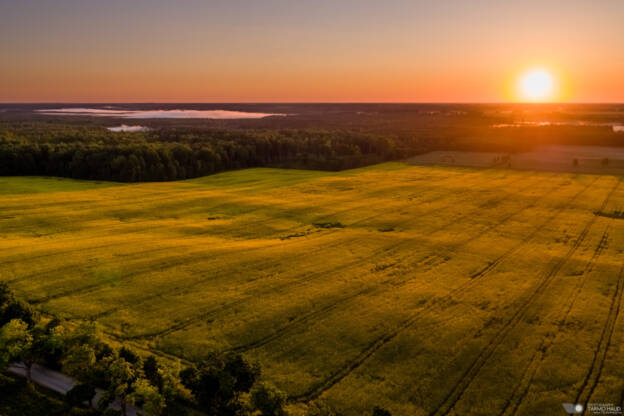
[36,108,286,119]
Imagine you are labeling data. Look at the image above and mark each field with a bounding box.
[408,145,624,175]
[1,163,624,415]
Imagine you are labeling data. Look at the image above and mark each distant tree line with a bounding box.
[0,123,426,182]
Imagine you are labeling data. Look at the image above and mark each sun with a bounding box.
[519,69,554,101]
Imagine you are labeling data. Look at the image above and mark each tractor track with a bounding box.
[0,167,491,253]
[87,175,507,320]
[576,263,624,414]
[426,178,619,416]
[285,176,599,403]
[15,171,516,307]
[125,176,538,340]
[227,179,572,353]
[499,182,619,416]
[498,227,611,416]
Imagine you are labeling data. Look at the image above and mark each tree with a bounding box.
[143,356,164,391]
[0,319,33,374]
[118,346,141,366]
[63,343,97,381]
[0,282,12,307]
[19,323,59,383]
[225,353,259,394]
[0,285,61,381]
[251,383,288,416]
[372,406,392,416]
[62,321,116,388]
[0,283,34,327]
[143,355,183,413]
[40,318,66,369]
[181,353,260,416]
[65,321,101,347]
[128,378,165,416]
[107,357,136,416]
[0,297,35,328]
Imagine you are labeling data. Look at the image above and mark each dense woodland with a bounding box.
[0,103,622,182]
[0,123,421,182]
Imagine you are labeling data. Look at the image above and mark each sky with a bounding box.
[1,0,623,103]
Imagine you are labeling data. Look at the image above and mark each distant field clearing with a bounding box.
[1,163,623,416]
[409,145,624,175]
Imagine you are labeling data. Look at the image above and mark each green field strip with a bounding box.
[0,176,122,195]
[0,167,497,255]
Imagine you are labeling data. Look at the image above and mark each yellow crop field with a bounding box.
[1,163,624,415]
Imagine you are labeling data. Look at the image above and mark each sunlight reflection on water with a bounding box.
[493,121,624,132]
[36,108,286,119]
[107,125,149,132]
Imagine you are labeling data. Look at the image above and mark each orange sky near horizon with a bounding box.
[1,0,623,103]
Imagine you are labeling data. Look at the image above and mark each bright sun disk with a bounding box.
[520,70,554,101]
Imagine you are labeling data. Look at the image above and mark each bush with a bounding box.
[251,383,288,416]
[180,353,260,415]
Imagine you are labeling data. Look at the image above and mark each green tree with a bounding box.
[107,357,136,416]
[65,321,101,347]
[143,355,183,413]
[0,296,35,328]
[39,320,66,369]
[181,353,259,416]
[251,383,288,416]
[19,322,63,383]
[0,319,33,375]
[63,343,97,381]
[129,378,165,416]
[118,346,141,366]
[143,356,163,391]
[0,282,12,307]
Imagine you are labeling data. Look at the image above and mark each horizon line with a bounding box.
[1,101,623,105]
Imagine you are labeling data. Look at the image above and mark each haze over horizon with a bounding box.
[2,0,623,103]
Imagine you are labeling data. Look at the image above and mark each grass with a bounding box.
[1,162,624,415]
[0,176,120,195]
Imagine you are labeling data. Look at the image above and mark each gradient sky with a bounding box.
[1,0,623,102]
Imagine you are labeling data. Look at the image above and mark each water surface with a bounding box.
[107,125,148,132]
[36,108,286,119]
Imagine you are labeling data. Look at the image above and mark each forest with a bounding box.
[0,103,622,182]
[0,122,419,182]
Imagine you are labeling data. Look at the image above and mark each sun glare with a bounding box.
[519,69,554,102]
